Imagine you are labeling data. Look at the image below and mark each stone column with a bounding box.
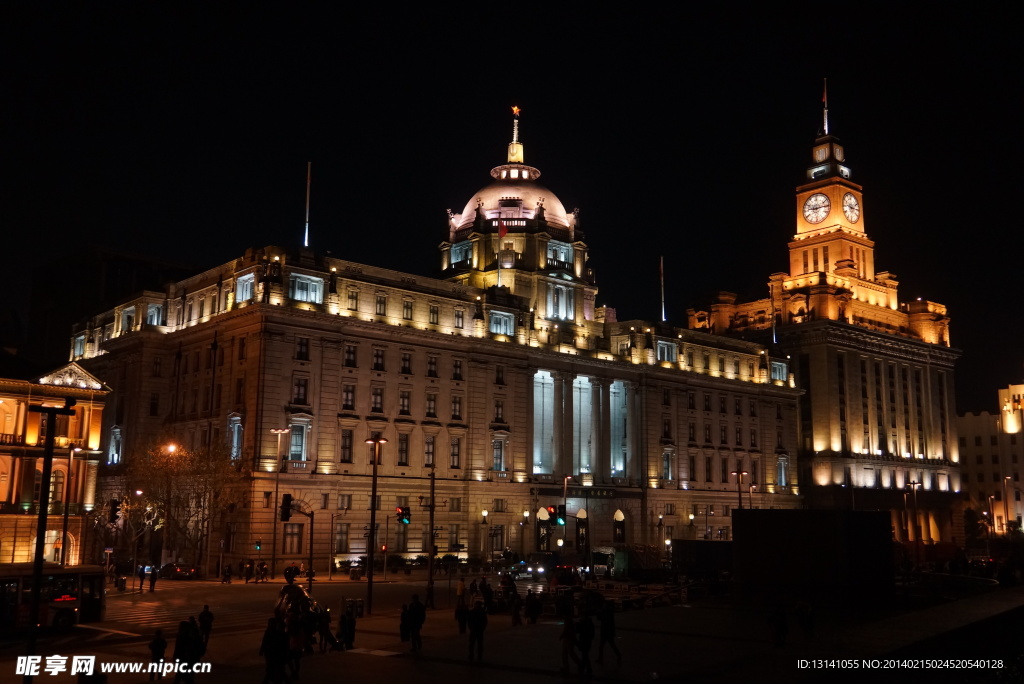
[626,382,639,482]
[560,373,574,477]
[553,371,565,477]
[590,378,602,479]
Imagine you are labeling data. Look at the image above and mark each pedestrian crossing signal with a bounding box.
[557,504,567,525]
[396,506,411,524]
[256,539,262,550]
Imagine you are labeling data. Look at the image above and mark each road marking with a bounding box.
[345,648,400,657]
[76,624,140,637]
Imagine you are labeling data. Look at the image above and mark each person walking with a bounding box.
[337,608,356,650]
[525,589,541,625]
[198,605,214,645]
[148,567,158,593]
[172,620,202,684]
[222,564,232,584]
[559,615,581,674]
[510,592,523,626]
[467,600,488,662]
[456,577,466,603]
[407,594,426,653]
[576,614,595,677]
[148,629,167,680]
[596,600,621,665]
[454,600,469,634]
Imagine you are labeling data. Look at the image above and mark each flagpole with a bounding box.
[303,161,312,248]
[660,256,666,322]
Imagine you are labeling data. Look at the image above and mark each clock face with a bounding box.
[803,193,831,224]
[842,193,861,222]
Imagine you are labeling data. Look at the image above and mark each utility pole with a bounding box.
[24,399,76,684]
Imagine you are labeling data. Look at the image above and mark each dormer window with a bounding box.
[289,275,323,303]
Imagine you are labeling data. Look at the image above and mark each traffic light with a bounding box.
[396,506,411,524]
[556,504,567,526]
[109,499,121,524]
[255,539,262,551]
[280,494,293,522]
[545,505,557,527]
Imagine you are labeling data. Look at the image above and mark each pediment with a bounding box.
[35,363,109,391]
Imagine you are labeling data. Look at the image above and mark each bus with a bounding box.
[0,563,106,635]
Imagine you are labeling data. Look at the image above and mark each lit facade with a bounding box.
[0,363,108,563]
[957,384,1024,534]
[686,122,961,546]
[73,116,803,573]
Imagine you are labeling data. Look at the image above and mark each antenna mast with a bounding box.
[303,162,312,248]
[822,78,829,135]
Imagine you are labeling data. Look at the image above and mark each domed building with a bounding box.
[71,110,802,584]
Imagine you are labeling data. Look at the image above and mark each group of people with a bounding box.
[259,586,358,684]
[559,600,621,677]
[148,605,214,683]
[223,559,269,584]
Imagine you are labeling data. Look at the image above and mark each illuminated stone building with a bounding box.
[0,361,108,563]
[73,113,802,574]
[958,384,1024,534]
[686,104,961,546]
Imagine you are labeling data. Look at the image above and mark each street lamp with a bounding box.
[520,510,529,558]
[60,447,82,566]
[731,470,748,510]
[748,484,756,510]
[365,433,387,616]
[269,428,290,580]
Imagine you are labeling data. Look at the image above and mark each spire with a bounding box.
[507,106,524,163]
[822,78,829,136]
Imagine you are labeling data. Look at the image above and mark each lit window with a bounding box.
[375,295,387,316]
[489,311,515,335]
[290,275,324,303]
[429,305,439,325]
[402,300,413,320]
[455,309,464,329]
[236,274,255,302]
[656,341,677,362]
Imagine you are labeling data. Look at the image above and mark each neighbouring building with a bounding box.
[685,102,962,548]
[0,358,109,564]
[957,383,1024,535]
[73,112,803,575]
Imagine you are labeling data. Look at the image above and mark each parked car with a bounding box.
[159,562,197,580]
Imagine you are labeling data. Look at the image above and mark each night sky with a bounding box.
[4,7,1020,413]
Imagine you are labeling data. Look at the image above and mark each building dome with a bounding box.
[453,162,572,231]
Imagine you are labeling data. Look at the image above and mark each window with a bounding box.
[293,377,309,404]
[399,390,411,415]
[236,274,255,302]
[238,338,247,361]
[427,356,438,377]
[495,366,505,385]
[736,427,743,446]
[494,400,505,423]
[687,392,695,410]
[334,523,350,553]
[777,456,789,487]
[489,311,515,335]
[749,400,758,417]
[662,419,672,439]
[429,305,439,325]
[296,337,310,361]
[453,359,463,381]
[264,491,272,508]
[344,345,357,368]
[402,300,413,320]
[425,393,437,418]
[289,424,307,460]
[662,451,673,480]
[735,398,743,416]
[450,438,461,468]
[153,357,162,377]
[449,497,462,512]
[720,425,728,445]
[492,498,507,513]
[342,385,355,411]
[340,430,353,463]
[425,436,435,466]
[451,396,463,420]
[347,290,359,310]
[290,275,324,303]
[401,353,412,374]
[771,361,788,382]
[371,387,384,412]
[721,459,729,482]
[750,429,758,448]
[372,348,385,371]
[492,439,505,471]
[375,294,387,316]
[455,309,464,329]
[283,523,303,554]
[688,423,696,441]
[703,353,710,369]
[228,416,243,460]
[235,378,245,404]
[149,393,160,417]
[719,397,727,414]
[397,434,409,466]
[704,423,712,443]
[656,341,677,362]
[705,456,712,482]
[663,389,671,406]
[369,494,381,510]
[321,493,329,509]
[704,393,711,411]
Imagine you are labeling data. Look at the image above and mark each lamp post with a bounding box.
[982,511,991,558]
[520,510,529,558]
[270,428,290,580]
[748,484,756,510]
[731,470,748,510]
[1003,476,1012,535]
[365,433,387,616]
[60,447,82,566]
[562,474,572,545]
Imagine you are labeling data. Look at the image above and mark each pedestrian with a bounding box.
[468,579,478,597]
[148,629,167,681]
[222,564,232,584]
[456,577,466,603]
[198,605,214,645]
[258,560,269,583]
[576,614,595,677]
[467,600,487,662]
[338,608,356,650]
[259,618,289,684]
[559,616,581,674]
[172,620,202,684]
[525,589,542,625]
[317,608,337,652]
[510,592,522,626]
[454,601,469,634]
[596,600,621,665]
[138,565,147,592]
[149,567,158,593]
[245,559,254,584]
[285,610,304,679]
[407,594,426,652]
[480,577,494,611]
